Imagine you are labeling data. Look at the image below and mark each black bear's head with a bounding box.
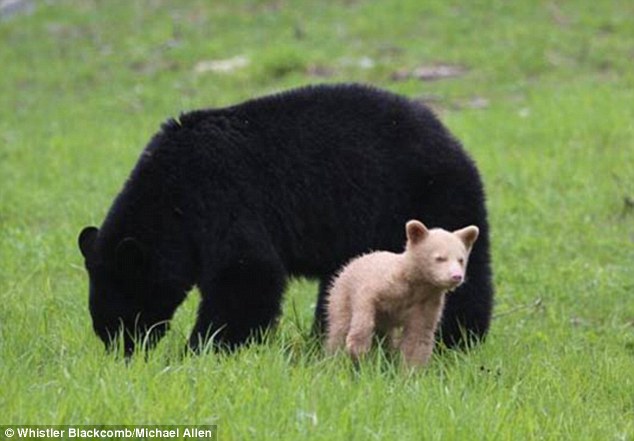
[78,226,170,355]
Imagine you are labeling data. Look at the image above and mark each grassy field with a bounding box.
[1,0,633,439]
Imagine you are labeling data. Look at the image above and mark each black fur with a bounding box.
[78,83,493,354]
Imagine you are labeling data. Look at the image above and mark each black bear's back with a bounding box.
[148,84,484,277]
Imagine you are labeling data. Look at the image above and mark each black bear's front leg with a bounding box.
[188,257,287,352]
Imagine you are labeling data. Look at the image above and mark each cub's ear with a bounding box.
[115,238,146,277]
[406,220,429,245]
[78,226,99,258]
[454,226,479,251]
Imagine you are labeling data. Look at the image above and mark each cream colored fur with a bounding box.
[326,220,479,367]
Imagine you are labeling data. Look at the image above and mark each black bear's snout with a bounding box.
[95,318,169,357]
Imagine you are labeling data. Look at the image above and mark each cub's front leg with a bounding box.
[399,298,444,367]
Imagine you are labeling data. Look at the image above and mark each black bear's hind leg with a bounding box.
[311,274,335,337]
[188,258,287,352]
[439,249,493,349]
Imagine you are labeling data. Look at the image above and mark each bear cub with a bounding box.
[326,220,479,367]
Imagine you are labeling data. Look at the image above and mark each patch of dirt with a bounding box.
[392,63,468,82]
[305,64,336,78]
[129,59,180,76]
[194,56,250,74]
[414,95,490,113]
[0,0,34,20]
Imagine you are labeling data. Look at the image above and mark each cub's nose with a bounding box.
[451,273,463,283]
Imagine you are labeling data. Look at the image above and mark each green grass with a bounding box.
[1,0,633,439]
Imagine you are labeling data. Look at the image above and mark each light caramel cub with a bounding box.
[326,220,479,367]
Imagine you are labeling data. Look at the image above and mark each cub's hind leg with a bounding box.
[325,284,352,353]
[344,292,377,360]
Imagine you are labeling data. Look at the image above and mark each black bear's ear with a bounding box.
[78,226,99,258]
[115,238,146,277]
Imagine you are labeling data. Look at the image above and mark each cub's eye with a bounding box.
[435,256,447,263]
[458,257,465,265]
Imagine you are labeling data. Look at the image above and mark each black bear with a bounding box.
[78,83,493,355]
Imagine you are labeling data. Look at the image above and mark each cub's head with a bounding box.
[78,226,169,355]
[405,220,479,291]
